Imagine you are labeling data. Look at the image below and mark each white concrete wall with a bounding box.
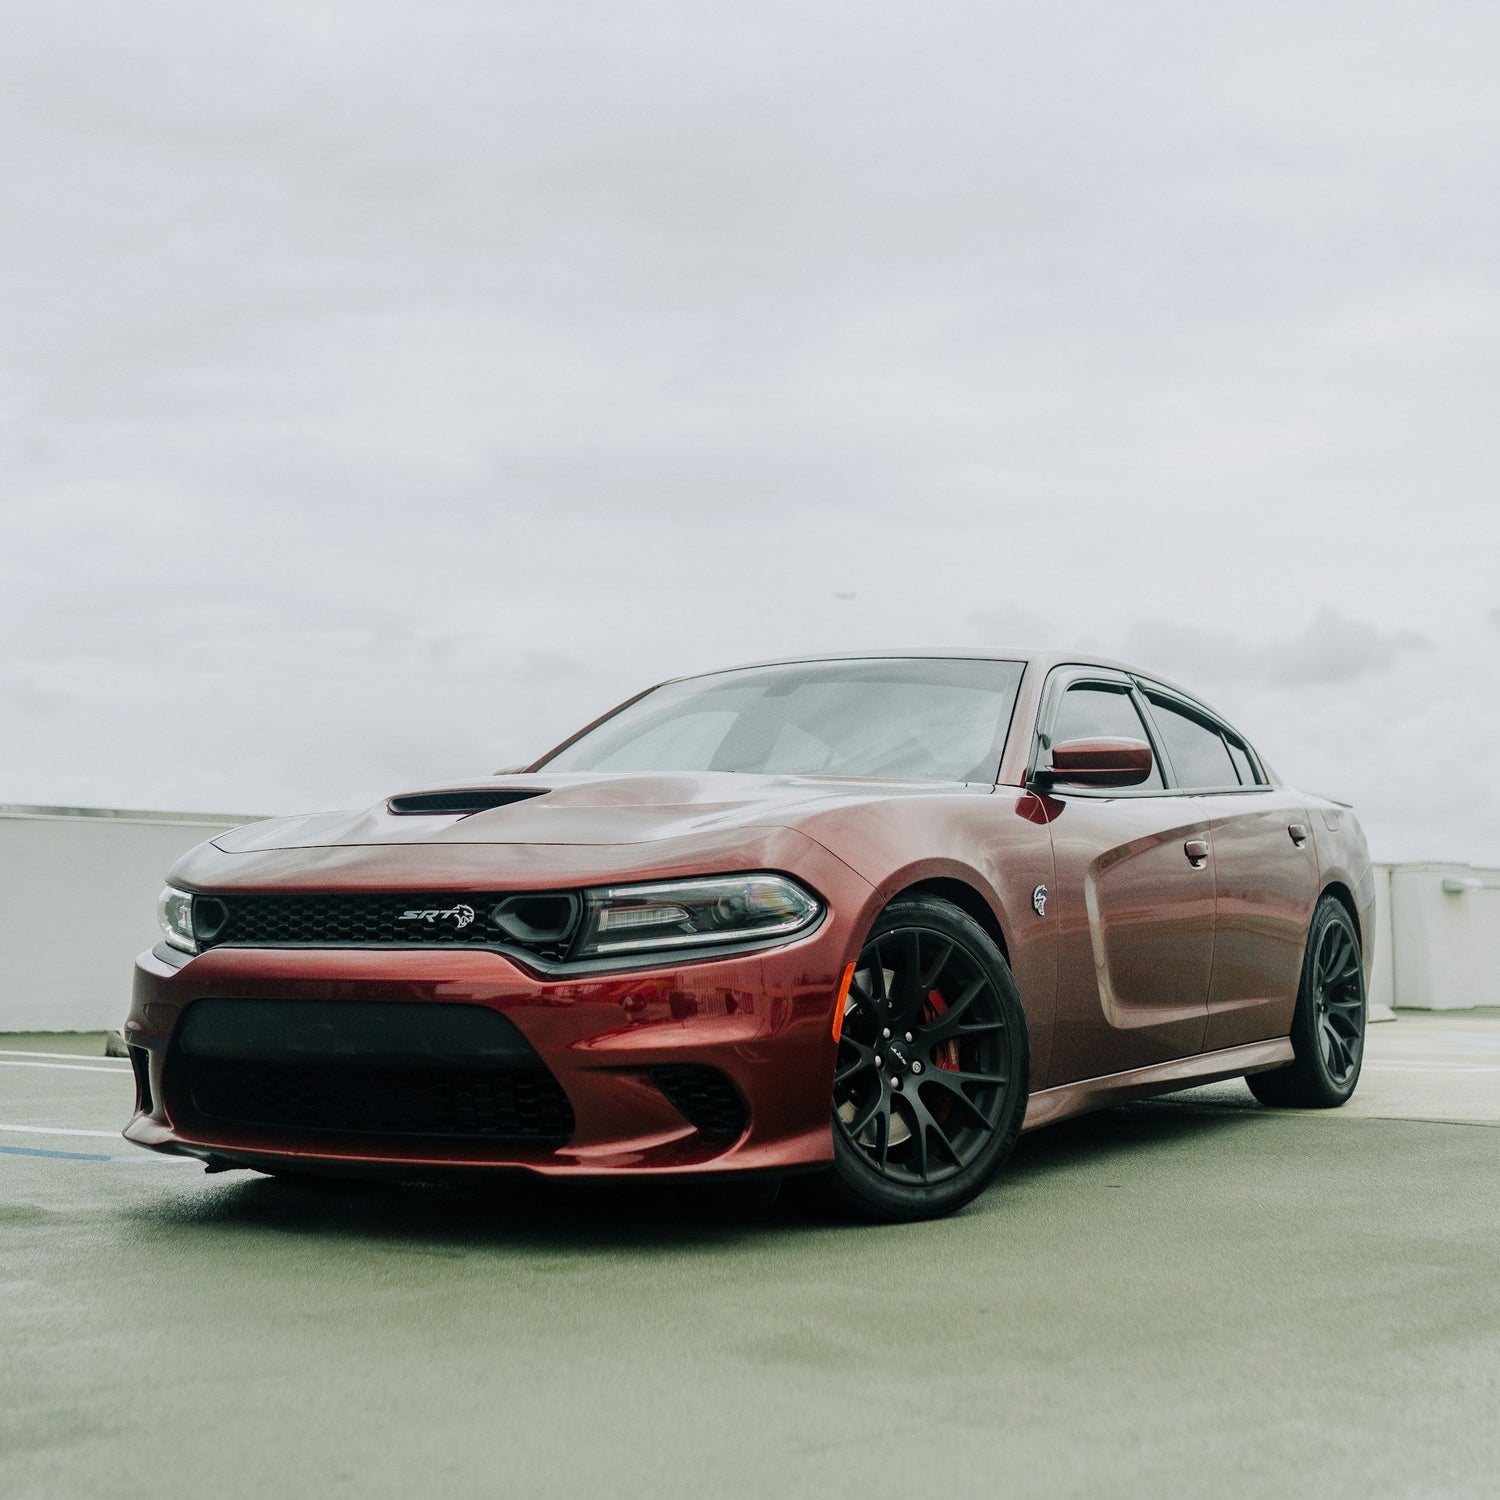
[1368,863,1396,1017]
[0,805,261,1032]
[1380,862,1500,1010]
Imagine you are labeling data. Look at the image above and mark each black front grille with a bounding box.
[183,1057,575,1143]
[195,891,580,963]
[169,998,575,1145]
[650,1065,747,1137]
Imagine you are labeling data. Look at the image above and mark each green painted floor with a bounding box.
[2,1017,1497,1500]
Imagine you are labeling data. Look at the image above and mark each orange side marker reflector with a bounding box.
[831,961,856,1043]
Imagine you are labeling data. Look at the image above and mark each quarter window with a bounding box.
[1048,685,1163,790]
[1147,697,1240,790]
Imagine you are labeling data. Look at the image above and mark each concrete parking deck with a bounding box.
[2,1014,1497,1500]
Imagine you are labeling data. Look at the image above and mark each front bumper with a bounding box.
[123,893,869,1179]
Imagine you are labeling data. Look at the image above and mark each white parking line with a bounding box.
[0,1122,124,1138]
[0,1142,196,1165]
[0,1049,131,1064]
[1362,1062,1500,1074]
[0,1058,130,1075]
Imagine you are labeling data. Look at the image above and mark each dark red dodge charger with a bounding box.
[125,652,1373,1220]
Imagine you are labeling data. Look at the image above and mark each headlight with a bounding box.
[574,874,821,958]
[156,885,197,954]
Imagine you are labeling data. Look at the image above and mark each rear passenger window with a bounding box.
[1147,697,1239,789]
[1049,685,1164,789]
[1224,735,1259,786]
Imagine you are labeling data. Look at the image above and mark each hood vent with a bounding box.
[387,788,548,816]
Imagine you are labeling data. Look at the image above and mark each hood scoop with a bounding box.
[387,787,549,816]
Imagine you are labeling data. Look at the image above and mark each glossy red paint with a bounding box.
[1040,737,1155,788]
[123,650,1376,1183]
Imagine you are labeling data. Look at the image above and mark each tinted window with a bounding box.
[542,658,1025,782]
[1048,685,1163,789]
[1224,735,1258,786]
[1147,697,1239,789]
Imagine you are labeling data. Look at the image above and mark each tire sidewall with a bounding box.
[1294,896,1366,1103]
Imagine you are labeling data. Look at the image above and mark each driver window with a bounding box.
[1049,685,1164,790]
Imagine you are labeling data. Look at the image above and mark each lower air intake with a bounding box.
[649,1065,748,1138]
[168,999,574,1145]
[184,1058,574,1143]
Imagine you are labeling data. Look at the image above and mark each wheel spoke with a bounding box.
[847,976,882,1020]
[902,1090,962,1180]
[921,979,997,1043]
[919,1072,999,1129]
[888,930,930,1023]
[1320,1019,1353,1080]
[900,1096,930,1179]
[1322,930,1356,987]
[920,938,955,991]
[933,1066,1007,1091]
[922,1097,963,1172]
[834,1047,871,1087]
[1326,1007,1362,1038]
[846,1089,885,1142]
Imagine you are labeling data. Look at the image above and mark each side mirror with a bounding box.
[1034,737,1154,789]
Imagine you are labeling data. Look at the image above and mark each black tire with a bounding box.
[1247,895,1366,1108]
[825,895,1029,1222]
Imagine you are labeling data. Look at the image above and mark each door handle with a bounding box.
[1184,839,1210,868]
[1288,823,1308,848]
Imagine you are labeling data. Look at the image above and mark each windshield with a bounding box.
[539,658,1026,783]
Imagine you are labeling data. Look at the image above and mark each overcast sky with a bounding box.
[3,2,1498,862]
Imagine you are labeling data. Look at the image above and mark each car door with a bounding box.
[1137,684,1319,1051]
[1036,669,1214,1083]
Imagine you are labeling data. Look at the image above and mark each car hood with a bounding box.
[212,771,988,852]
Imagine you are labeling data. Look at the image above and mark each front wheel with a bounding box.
[826,896,1029,1222]
[1247,895,1366,1108]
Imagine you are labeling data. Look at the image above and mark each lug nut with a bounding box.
[891,1077,902,1090]
[875,1055,883,1068]
[904,1032,913,1043]
[911,1061,923,1074]
[882,1027,892,1039]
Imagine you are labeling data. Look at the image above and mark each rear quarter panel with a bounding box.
[1307,797,1378,986]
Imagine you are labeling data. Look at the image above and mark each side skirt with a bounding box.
[1021,1038,1294,1132]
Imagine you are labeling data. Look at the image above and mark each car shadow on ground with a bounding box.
[1004,1094,1262,1182]
[117,1094,1271,1251]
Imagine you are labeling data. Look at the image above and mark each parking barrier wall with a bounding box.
[0,804,261,1032]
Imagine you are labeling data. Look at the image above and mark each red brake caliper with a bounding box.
[921,989,961,1124]
[922,990,962,1072]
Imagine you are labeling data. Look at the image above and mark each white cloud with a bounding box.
[1122,609,1431,690]
[2,2,1499,862]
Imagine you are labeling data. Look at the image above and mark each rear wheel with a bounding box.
[827,896,1028,1222]
[1247,895,1366,1108]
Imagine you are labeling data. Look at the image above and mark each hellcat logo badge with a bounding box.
[398,904,477,929]
[1032,885,1048,917]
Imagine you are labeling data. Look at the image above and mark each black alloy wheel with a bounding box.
[827,895,1028,1222]
[1247,895,1367,1108]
